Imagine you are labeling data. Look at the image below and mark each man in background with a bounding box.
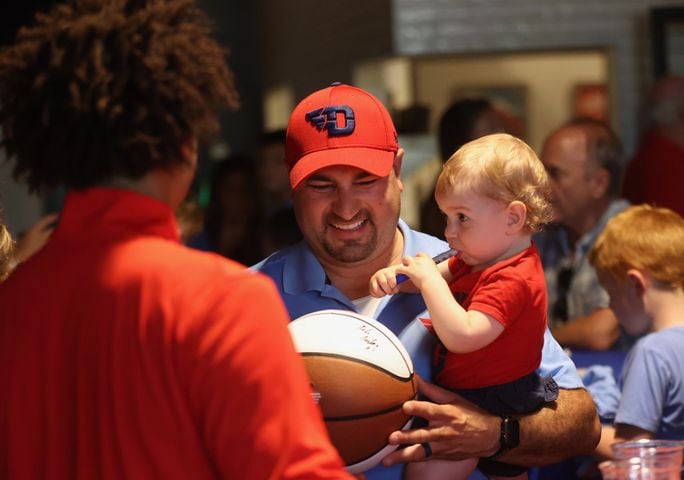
[536,118,631,351]
[257,128,293,217]
[256,128,302,255]
[419,98,507,238]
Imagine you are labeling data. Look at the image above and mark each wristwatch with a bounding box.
[485,415,520,460]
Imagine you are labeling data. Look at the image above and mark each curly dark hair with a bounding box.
[0,0,239,192]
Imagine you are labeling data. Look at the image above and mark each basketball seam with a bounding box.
[300,352,413,381]
[324,401,408,422]
[342,417,414,468]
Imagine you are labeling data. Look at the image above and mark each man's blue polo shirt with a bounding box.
[253,219,582,479]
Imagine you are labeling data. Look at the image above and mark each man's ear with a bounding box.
[393,148,404,176]
[591,166,610,199]
[505,200,527,233]
[393,148,405,192]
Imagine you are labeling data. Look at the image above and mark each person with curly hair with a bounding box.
[0,1,351,478]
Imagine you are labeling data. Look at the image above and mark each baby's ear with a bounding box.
[506,201,527,233]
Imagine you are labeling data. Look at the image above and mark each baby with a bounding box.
[371,133,557,480]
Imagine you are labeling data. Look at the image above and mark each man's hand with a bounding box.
[382,375,499,466]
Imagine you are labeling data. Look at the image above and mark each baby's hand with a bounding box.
[396,253,441,290]
[369,266,401,297]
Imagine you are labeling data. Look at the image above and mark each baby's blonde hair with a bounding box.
[435,133,553,232]
[0,223,14,281]
[589,205,684,290]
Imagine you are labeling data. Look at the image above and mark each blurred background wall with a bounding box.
[2,0,683,233]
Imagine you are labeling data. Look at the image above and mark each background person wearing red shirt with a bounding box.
[622,75,684,217]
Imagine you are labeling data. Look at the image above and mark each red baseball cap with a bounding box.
[285,83,399,189]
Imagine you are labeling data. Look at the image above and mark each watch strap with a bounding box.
[484,415,519,460]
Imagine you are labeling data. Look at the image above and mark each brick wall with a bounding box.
[393,0,684,153]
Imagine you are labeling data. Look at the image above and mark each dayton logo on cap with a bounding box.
[285,83,399,190]
[305,106,355,136]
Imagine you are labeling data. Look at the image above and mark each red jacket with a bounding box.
[622,133,684,217]
[0,187,350,480]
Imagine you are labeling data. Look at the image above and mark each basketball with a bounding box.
[288,309,417,474]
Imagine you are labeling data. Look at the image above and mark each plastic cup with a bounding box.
[612,439,683,467]
[607,439,683,479]
[598,459,619,479]
[599,457,680,479]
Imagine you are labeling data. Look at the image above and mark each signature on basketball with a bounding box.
[309,385,322,405]
[358,324,380,350]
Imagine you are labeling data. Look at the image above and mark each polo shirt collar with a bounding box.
[282,242,328,295]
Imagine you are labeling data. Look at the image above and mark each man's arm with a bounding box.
[551,308,620,351]
[595,424,653,460]
[382,377,600,467]
[504,388,600,465]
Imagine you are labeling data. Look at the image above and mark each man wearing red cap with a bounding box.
[254,83,600,479]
